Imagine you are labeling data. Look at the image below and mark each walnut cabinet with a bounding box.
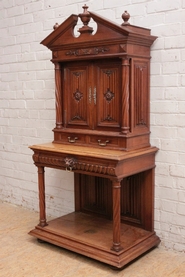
[29,6,160,268]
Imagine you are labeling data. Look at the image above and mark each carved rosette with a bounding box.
[104,89,114,103]
[32,153,116,176]
[73,89,83,102]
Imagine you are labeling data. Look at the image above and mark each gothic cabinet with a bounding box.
[29,6,160,269]
[41,6,156,151]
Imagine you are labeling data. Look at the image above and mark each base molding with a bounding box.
[29,212,160,268]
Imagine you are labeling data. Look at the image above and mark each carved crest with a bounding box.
[66,47,109,56]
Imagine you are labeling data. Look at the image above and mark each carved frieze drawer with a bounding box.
[32,151,116,177]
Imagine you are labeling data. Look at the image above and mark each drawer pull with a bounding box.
[64,157,77,172]
[68,137,78,143]
[89,87,92,103]
[98,140,109,147]
[93,87,96,105]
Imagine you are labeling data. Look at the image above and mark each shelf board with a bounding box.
[29,212,160,268]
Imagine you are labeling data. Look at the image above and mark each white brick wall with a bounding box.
[0,0,185,252]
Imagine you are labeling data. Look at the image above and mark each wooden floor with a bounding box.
[1,201,185,276]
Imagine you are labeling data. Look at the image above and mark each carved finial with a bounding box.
[53,23,59,30]
[82,4,89,14]
[121,11,130,26]
[78,4,93,34]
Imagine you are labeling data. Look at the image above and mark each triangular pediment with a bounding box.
[41,12,131,50]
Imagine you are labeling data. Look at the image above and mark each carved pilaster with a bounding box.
[121,57,130,134]
[54,62,62,128]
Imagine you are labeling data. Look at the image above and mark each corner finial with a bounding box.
[53,23,59,30]
[121,11,130,26]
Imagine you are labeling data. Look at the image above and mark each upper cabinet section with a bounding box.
[41,6,157,151]
[41,5,157,62]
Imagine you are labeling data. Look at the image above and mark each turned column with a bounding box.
[37,166,47,227]
[121,57,130,134]
[111,179,123,252]
[54,62,63,128]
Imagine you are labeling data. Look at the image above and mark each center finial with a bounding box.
[82,4,89,14]
[78,5,93,34]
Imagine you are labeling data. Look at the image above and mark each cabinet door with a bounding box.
[63,61,92,129]
[93,60,122,131]
[63,60,121,132]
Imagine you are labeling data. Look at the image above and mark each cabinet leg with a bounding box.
[111,180,123,252]
[37,166,47,227]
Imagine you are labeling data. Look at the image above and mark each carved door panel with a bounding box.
[63,59,122,132]
[63,61,92,129]
[94,60,122,131]
[131,58,150,132]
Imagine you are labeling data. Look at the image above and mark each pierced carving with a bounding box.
[66,47,109,56]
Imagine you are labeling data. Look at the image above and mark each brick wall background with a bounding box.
[0,0,185,252]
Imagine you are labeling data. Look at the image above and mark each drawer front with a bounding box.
[54,132,126,150]
[55,133,86,145]
[89,135,119,148]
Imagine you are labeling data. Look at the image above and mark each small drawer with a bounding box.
[56,133,86,145]
[89,136,119,148]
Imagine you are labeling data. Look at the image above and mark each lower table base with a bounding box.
[29,212,160,268]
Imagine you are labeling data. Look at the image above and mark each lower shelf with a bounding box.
[29,212,160,268]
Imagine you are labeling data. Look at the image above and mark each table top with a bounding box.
[29,142,158,162]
